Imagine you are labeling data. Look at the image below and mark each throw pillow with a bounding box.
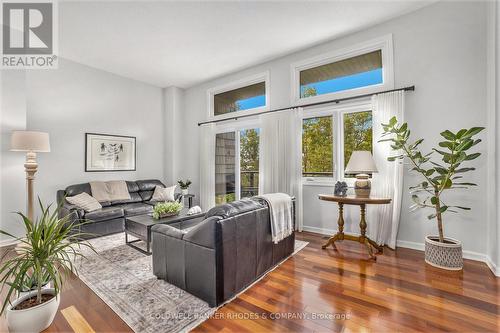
[66,192,102,212]
[89,181,111,202]
[151,185,176,202]
[106,180,131,201]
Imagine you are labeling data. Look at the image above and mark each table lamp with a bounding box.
[345,151,378,197]
[10,131,51,221]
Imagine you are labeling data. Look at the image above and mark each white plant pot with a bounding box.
[181,189,189,196]
[6,288,60,333]
[424,235,463,270]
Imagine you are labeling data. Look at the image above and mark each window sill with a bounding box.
[302,179,336,187]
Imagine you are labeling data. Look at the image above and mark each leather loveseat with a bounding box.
[57,179,181,238]
[151,198,295,307]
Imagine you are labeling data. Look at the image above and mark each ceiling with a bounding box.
[59,1,433,88]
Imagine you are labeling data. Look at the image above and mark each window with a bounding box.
[301,106,373,183]
[291,35,394,105]
[215,128,260,204]
[214,82,265,116]
[300,51,382,98]
[343,111,373,178]
[208,72,269,118]
[215,132,236,204]
[302,116,334,177]
[240,129,260,198]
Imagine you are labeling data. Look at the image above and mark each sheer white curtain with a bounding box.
[369,91,405,249]
[199,123,216,211]
[259,108,303,231]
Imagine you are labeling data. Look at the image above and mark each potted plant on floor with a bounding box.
[177,179,192,196]
[380,117,484,270]
[0,200,94,332]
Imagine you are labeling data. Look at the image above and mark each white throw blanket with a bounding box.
[257,193,293,244]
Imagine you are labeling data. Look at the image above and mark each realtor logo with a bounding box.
[1,1,58,68]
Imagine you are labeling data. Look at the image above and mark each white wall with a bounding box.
[163,86,184,185]
[25,59,165,217]
[0,71,27,243]
[178,2,491,256]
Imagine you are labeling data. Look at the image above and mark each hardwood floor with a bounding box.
[1,231,498,332]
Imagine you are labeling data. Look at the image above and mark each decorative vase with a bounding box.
[7,288,60,333]
[354,174,371,197]
[182,189,188,196]
[424,235,463,270]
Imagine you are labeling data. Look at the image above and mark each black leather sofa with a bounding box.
[57,179,181,238]
[151,198,295,307]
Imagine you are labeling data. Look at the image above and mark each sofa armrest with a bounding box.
[151,224,185,239]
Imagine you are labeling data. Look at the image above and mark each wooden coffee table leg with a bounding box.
[322,203,344,250]
[359,204,380,259]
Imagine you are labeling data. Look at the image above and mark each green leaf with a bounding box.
[430,196,438,205]
[440,130,456,141]
[427,213,437,220]
[456,129,468,139]
[439,206,448,213]
[464,127,485,138]
[465,153,481,161]
[455,167,475,173]
[389,116,397,127]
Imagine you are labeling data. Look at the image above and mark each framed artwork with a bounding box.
[85,133,136,172]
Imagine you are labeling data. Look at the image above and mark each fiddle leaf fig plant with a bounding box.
[380,116,484,243]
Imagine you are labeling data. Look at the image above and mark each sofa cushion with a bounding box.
[126,181,140,193]
[120,203,153,216]
[205,199,263,219]
[65,183,91,197]
[111,192,142,205]
[84,206,124,222]
[136,179,165,192]
[139,190,154,201]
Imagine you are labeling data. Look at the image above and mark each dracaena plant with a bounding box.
[380,117,484,243]
[0,199,95,314]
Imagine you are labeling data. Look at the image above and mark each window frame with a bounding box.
[290,35,394,106]
[215,119,261,202]
[207,71,270,122]
[301,99,373,186]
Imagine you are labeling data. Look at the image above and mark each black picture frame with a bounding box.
[85,133,136,172]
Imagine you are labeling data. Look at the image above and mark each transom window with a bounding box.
[214,82,266,116]
[209,72,269,119]
[300,50,382,98]
[292,35,394,105]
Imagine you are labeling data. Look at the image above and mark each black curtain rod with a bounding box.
[198,85,415,126]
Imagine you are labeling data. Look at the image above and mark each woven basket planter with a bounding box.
[424,236,463,270]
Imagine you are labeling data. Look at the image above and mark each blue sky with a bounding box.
[301,68,383,97]
[235,68,382,111]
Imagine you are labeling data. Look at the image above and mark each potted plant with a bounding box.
[0,200,94,332]
[380,117,484,270]
[152,201,183,219]
[177,179,192,196]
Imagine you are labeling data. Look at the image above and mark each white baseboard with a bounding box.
[300,227,500,277]
[396,240,499,277]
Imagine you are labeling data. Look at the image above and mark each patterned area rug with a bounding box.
[75,232,308,333]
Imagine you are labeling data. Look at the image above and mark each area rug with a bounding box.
[75,232,308,333]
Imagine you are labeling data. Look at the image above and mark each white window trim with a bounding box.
[301,99,373,186]
[207,71,270,122]
[290,34,394,106]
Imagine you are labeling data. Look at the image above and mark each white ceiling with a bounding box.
[59,1,433,88]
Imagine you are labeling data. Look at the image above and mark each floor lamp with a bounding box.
[10,131,51,221]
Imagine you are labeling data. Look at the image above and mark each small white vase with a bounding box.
[6,288,60,333]
[182,189,189,196]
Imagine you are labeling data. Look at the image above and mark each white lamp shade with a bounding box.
[10,131,51,152]
[345,151,378,174]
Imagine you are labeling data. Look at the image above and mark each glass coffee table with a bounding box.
[125,208,205,255]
